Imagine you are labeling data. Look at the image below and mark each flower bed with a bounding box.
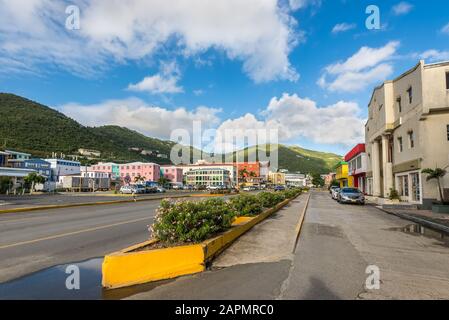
[149,188,303,244]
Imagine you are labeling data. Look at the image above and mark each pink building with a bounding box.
[161,166,184,184]
[90,162,120,180]
[119,162,160,183]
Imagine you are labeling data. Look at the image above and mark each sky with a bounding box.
[1,0,448,155]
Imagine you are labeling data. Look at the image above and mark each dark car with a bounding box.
[274,185,285,191]
[337,187,365,205]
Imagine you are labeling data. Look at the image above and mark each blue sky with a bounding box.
[1,0,448,155]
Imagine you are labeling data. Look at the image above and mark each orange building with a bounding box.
[236,162,261,178]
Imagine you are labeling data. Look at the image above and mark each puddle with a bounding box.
[0,258,172,300]
[389,224,449,247]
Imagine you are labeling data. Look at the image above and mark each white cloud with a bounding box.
[215,93,365,148]
[289,0,321,11]
[441,23,449,34]
[419,49,449,62]
[318,41,399,92]
[0,0,300,83]
[59,97,222,139]
[332,23,356,34]
[392,2,413,15]
[128,62,183,94]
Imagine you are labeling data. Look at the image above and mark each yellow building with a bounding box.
[268,172,286,185]
[335,161,354,188]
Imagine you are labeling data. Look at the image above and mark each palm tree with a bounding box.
[24,172,46,193]
[422,168,447,204]
[158,176,170,187]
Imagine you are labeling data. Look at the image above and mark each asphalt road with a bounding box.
[129,191,449,300]
[0,200,165,283]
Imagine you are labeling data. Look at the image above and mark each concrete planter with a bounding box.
[102,197,296,289]
[432,204,449,214]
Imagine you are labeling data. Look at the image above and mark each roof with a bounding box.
[334,161,348,169]
[344,144,366,162]
[5,149,31,156]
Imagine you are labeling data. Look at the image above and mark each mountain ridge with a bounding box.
[0,93,341,173]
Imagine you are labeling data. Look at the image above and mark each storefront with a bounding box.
[395,170,422,204]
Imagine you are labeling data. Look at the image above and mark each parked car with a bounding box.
[274,185,285,191]
[243,186,257,191]
[331,187,341,200]
[119,185,135,194]
[183,185,194,190]
[133,184,147,194]
[172,184,182,190]
[156,186,166,193]
[207,185,220,190]
[329,186,339,194]
[337,187,365,205]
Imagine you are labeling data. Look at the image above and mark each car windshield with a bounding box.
[341,188,360,193]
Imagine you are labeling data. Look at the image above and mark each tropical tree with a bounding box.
[312,173,324,187]
[158,176,171,186]
[24,172,46,193]
[422,168,448,204]
[134,175,146,184]
[239,168,249,182]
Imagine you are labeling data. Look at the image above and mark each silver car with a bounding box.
[337,187,365,205]
[331,187,341,200]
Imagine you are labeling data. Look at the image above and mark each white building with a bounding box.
[177,163,238,186]
[285,173,307,187]
[45,158,81,181]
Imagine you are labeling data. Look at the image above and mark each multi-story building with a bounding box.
[285,173,307,187]
[161,166,184,184]
[90,162,120,180]
[335,161,353,188]
[185,168,231,188]
[323,173,336,187]
[80,166,110,179]
[268,172,286,185]
[119,162,160,182]
[5,150,31,167]
[365,60,449,208]
[45,158,81,181]
[15,159,52,179]
[177,163,238,186]
[345,144,368,193]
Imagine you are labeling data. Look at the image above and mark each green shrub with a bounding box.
[150,198,237,244]
[389,188,400,200]
[256,192,285,208]
[230,194,263,217]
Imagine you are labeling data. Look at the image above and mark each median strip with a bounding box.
[102,190,302,289]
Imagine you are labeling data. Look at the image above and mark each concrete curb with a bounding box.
[0,194,198,215]
[102,195,300,289]
[375,206,449,235]
[292,192,311,253]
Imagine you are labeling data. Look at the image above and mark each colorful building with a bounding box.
[90,162,120,180]
[335,161,353,188]
[268,172,286,185]
[15,159,52,178]
[45,158,81,181]
[345,144,367,193]
[119,162,160,183]
[161,166,184,184]
[185,168,231,188]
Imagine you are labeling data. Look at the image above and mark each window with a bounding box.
[407,87,413,104]
[398,137,403,152]
[447,124,449,141]
[397,97,402,113]
[446,72,449,90]
[408,131,415,148]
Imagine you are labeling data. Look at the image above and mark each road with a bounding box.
[1,191,449,299]
[128,191,449,300]
[0,200,163,283]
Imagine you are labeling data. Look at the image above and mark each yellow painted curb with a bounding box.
[292,192,311,253]
[102,196,297,289]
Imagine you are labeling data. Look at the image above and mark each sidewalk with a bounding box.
[373,205,449,233]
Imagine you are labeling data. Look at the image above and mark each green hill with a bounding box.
[225,144,342,174]
[0,93,342,172]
